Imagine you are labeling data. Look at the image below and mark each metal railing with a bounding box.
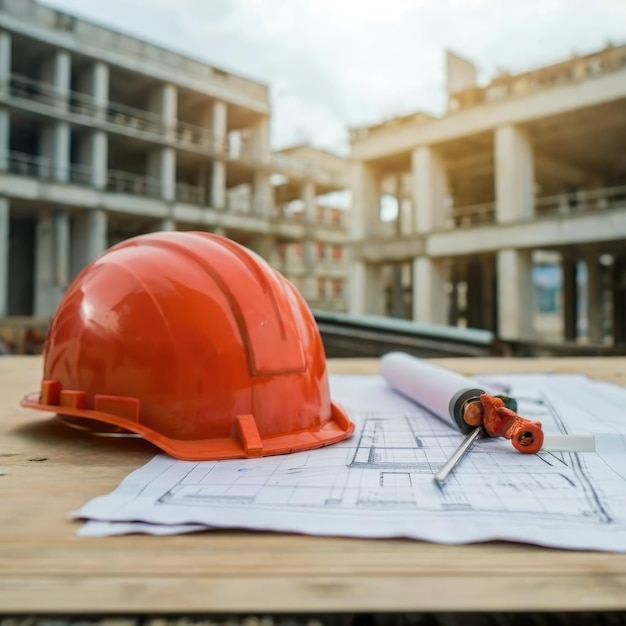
[176,182,206,205]
[4,72,348,183]
[5,150,93,184]
[534,185,626,217]
[449,185,626,228]
[105,169,161,197]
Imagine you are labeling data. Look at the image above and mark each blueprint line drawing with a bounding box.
[152,381,611,524]
[76,373,626,550]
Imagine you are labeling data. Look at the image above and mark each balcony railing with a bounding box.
[535,185,626,218]
[175,182,206,205]
[450,185,626,228]
[5,150,93,184]
[105,169,160,197]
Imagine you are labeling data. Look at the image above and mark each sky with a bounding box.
[41,0,626,155]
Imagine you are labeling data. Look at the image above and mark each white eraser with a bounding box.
[541,434,596,453]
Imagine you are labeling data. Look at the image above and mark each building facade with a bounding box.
[0,0,349,328]
[349,45,626,346]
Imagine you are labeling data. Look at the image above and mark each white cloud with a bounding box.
[41,0,626,153]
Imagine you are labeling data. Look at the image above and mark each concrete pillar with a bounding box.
[249,115,271,162]
[37,51,72,181]
[212,100,228,152]
[0,198,8,316]
[35,209,70,316]
[495,124,534,223]
[40,49,71,110]
[0,108,9,171]
[301,239,317,301]
[412,256,447,324]
[252,170,274,217]
[351,161,381,238]
[0,31,11,97]
[585,253,604,344]
[348,260,384,316]
[77,131,107,188]
[562,256,578,341]
[148,147,175,201]
[40,122,70,182]
[411,146,447,234]
[70,210,107,278]
[302,181,316,222]
[147,84,177,200]
[76,63,109,186]
[77,61,109,115]
[149,83,177,134]
[210,161,226,208]
[497,248,534,340]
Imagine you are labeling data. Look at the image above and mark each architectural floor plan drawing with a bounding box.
[76,373,626,551]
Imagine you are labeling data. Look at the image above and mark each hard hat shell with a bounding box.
[22,231,354,460]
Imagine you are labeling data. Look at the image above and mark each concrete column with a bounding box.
[0,31,11,97]
[497,248,534,340]
[0,108,9,171]
[585,253,604,344]
[40,49,71,110]
[77,131,107,188]
[77,61,109,114]
[495,124,534,224]
[161,218,176,231]
[149,83,177,133]
[147,84,177,200]
[70,209,107,278]
[252,170,274,217]
[412,256,447,324]
[76,63,109,187]
[351,161,381,238]
[210,161,226,208]
[40,122,70,182]
[562,256,578,341]
[212,100,227,152]
[148,147,176,201]
[0,198,8,316]
[301,239,318,301]
[613,257,626,345]
[348,260,384,316]
[249,115,271,162]
[411,146,447,235]
[35,209,70,316]
[302,181,316,222]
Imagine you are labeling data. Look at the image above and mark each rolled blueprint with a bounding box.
[380,351,596,452]
[380,351,485,434]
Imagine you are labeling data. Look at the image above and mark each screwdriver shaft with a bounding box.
[434,426,483,486]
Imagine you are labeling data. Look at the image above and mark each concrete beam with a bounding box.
[427,207,626,257]
[352,70,626,161]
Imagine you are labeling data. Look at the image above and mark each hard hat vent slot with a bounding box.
[94,395,140,422]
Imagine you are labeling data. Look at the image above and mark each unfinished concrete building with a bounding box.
[349,45,626,347]
[0,0,350,336]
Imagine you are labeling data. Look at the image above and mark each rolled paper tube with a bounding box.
[380,351,488,434]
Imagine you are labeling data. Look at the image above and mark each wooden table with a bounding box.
[2,355,626,614]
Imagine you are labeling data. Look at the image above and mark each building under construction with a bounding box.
[0,0,350,350]
[349,44,626,349]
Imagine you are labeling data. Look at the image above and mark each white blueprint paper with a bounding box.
[76,373,626,551]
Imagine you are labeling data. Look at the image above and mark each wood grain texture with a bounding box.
[1,356,626,613]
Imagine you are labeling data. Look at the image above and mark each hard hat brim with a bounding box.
[21,392,355,460]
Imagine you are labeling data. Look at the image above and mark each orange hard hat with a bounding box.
[22,231,354,460]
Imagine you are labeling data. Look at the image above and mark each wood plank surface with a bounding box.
[1,355,626,613]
